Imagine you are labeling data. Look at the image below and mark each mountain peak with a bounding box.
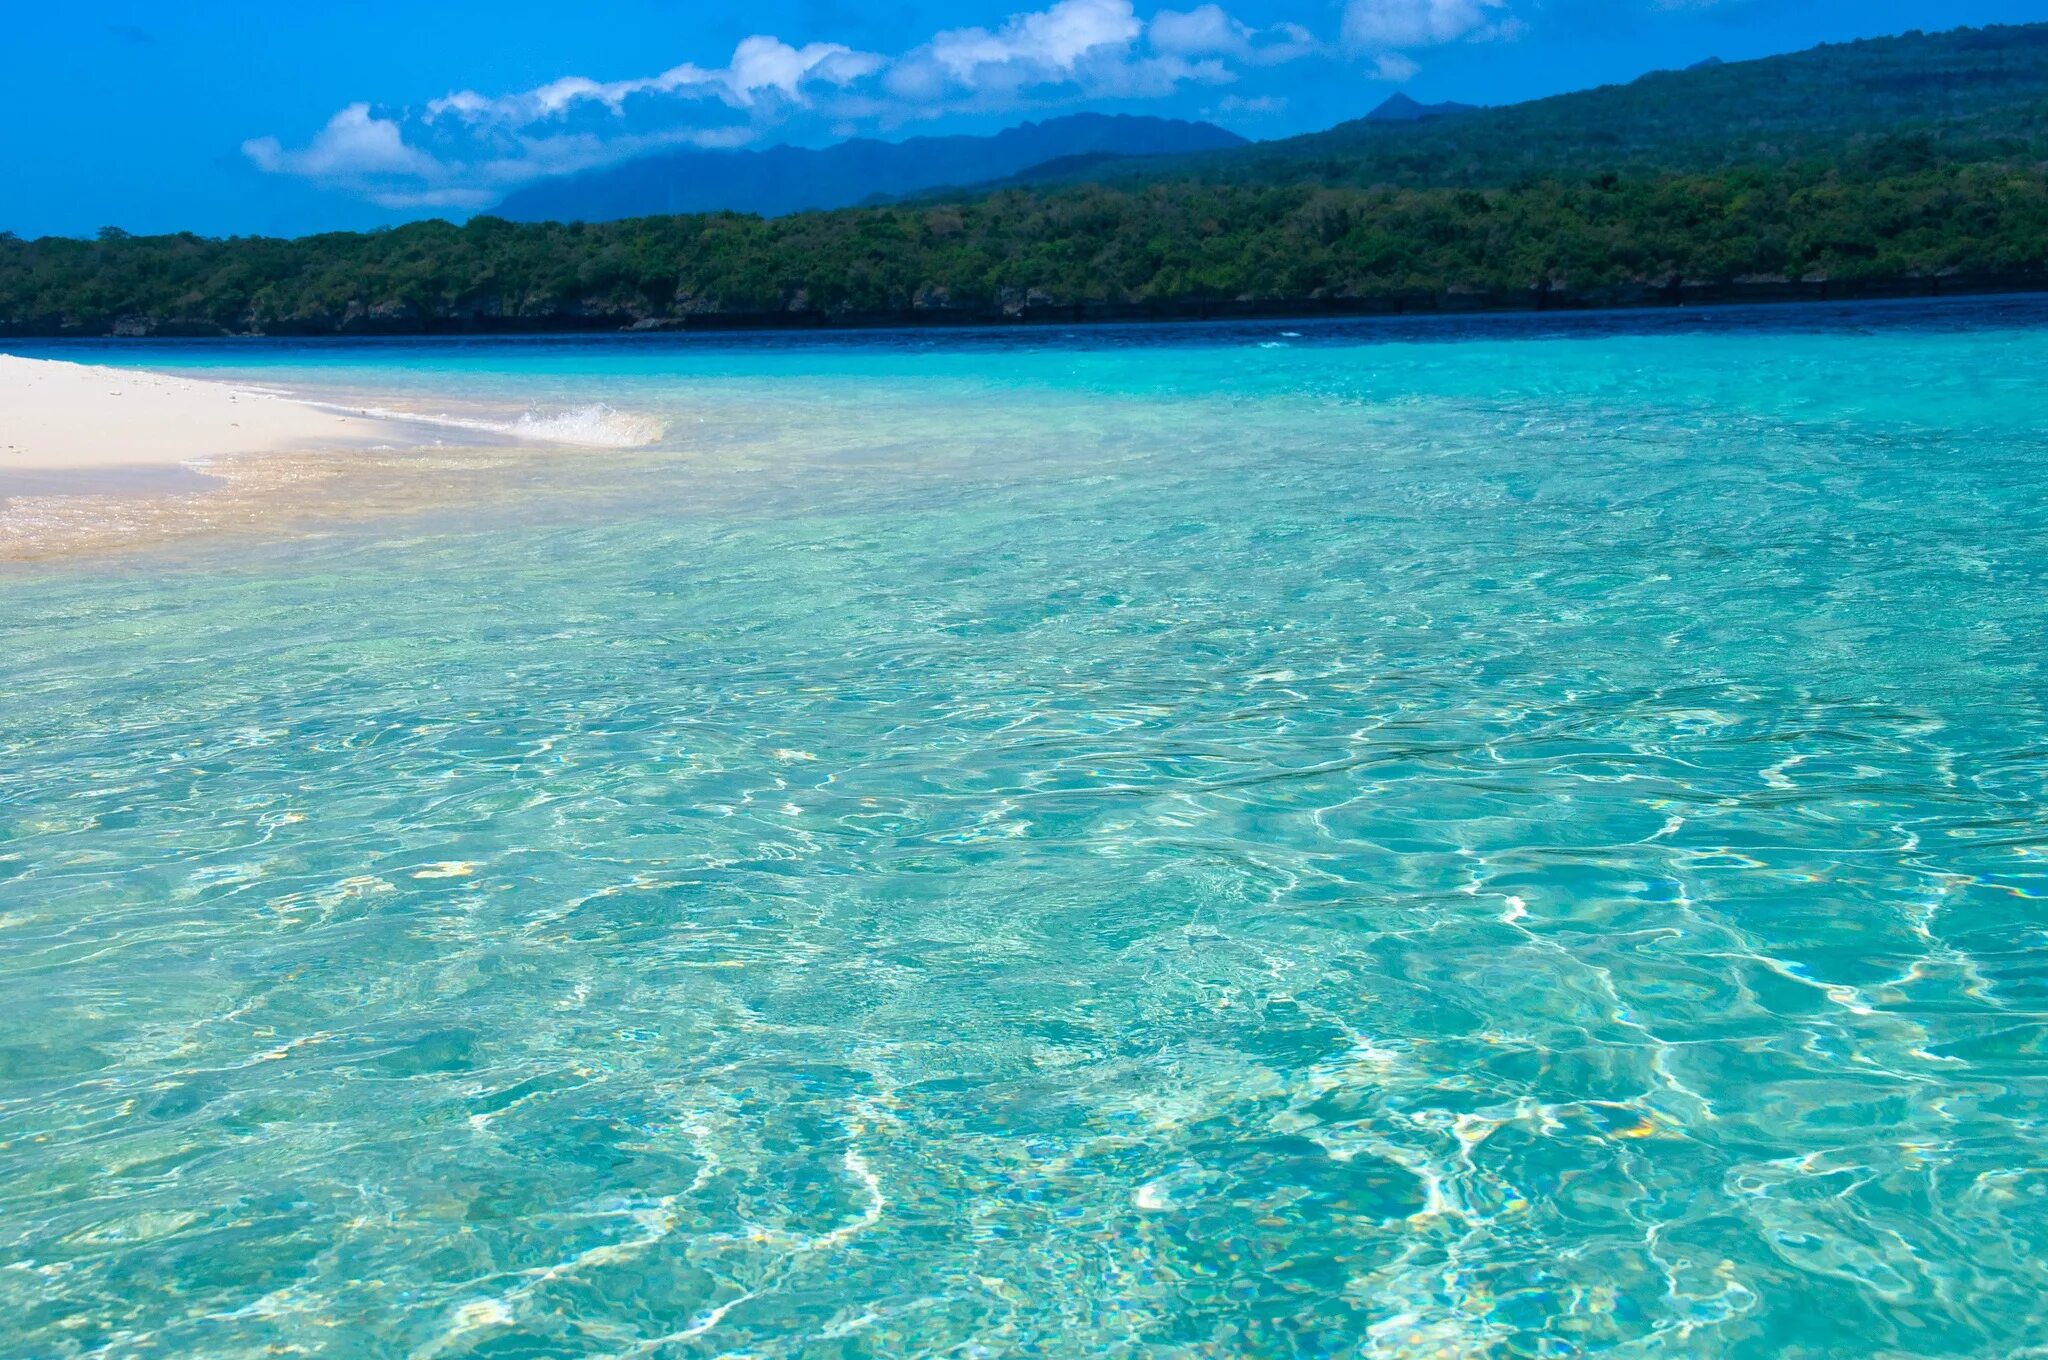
[1365,93,1480,123]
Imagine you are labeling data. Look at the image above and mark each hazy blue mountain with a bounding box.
[1363,93,1482,122]
[495,114,1248,223]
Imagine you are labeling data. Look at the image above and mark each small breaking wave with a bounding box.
[302,398,665,449]
[508,403,665,448]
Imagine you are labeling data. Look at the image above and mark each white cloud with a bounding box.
[425,37,882,127]
[1343,0,1512,49]
[889,0,1143,98]
[1150,7,1316,64]
[956,0,1144,73]
[1339,0,1520,83]
[1150,4,1248,56]
[733,37,879,96]
[248,34,883,202]
[1371,52,1420,81]
[248,115,763,211]
[878,0,1266,114]
[243,104,441,180]
[1265,23,1319,62]
[367,186,504,212]
[246,1,1319,209]
[1211,92,1289,116]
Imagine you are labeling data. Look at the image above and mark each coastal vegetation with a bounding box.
[5,162,2044,335]
[4,22,2047,335]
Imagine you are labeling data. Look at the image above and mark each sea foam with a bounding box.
[508,403,667,448]
[305,398,665,449]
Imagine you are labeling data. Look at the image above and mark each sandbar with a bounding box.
[0,353,400,472]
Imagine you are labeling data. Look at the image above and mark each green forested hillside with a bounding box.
[979,22,2048,193]
[4,23,2047,336]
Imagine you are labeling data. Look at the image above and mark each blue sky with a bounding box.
[4,0,2043,239]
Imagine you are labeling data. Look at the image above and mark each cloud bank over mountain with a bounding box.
[239,0,1683,210]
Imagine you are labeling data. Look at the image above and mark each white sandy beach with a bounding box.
[0,353,670,561]
[0,353,383,472]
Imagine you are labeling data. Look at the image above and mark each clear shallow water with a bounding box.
[3,302,2046,1358]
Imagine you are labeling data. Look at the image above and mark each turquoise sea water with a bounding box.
[3,301,2046,1358]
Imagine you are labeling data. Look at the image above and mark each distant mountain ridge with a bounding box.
[496,114,1247,224]
[1363,94,1481,122]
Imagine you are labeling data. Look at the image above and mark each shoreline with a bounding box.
[5,271,2044,341]
[0,356,426,564]
[0,354,400,474]
[0,355,664,564]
